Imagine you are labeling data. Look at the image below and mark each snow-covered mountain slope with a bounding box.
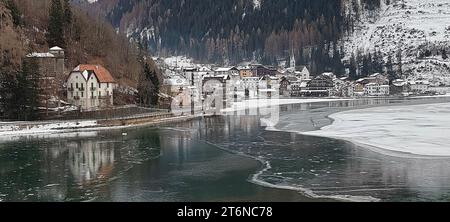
[344,0,450,83]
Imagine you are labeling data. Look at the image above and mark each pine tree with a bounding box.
[0,59,18,119]
[4,0,21,26]
[138,63,160,107]
[349,53,357,80]
[373,50,384,73]
[47,0,65,47]
[15,60,40,121]
[386,54,396,82]
[0,77,18,119]
[396,49,403,78]
[332,42,345,76]
[63,0,72,26]
[1,59,40,120]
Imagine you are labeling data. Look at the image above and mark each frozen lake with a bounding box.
[304,103,450,157]
[2,97,450,202]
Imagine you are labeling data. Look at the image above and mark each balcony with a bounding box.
[90,87,97,91]
[68,87,74,92]
[74,96,80,100]
[79,87,85,91]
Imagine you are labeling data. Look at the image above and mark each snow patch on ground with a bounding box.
[0,121,98,137]
[304,102,450,157]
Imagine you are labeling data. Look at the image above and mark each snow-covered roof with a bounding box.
[49,46,63,51]
[356,78,365,83]
[393,79,407,87]
[370,73,383,77]
[26,52,55,58]
[322,72,336,79]
[215,67,234,72]
[198,66,212,72]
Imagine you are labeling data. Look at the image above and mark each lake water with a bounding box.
[1,97,450,202]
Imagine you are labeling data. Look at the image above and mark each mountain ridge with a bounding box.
[344,0,450,83]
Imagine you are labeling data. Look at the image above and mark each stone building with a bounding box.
[25,46,65,114]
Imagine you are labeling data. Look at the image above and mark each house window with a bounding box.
[81,92,84,98]
[107,83,109,88]
[91,92,94,98]
[71,83,73,89]
[76,83,79,88]
[81,83,84,90]
[70,92,73,97]
[91,82,94,89]
[99,83,101,88]
[99,91,101,97]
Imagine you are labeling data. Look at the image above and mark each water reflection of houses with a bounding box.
[159,122,201,164]
[67,140,115,184]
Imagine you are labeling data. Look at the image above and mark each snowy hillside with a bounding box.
[344,0,450,84]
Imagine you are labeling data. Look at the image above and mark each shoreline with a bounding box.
[2,95,449,139]
[0,98,355,139]
[302,102,450,158]
[0,113,207,140]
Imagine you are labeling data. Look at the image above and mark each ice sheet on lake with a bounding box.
[222,98,353,112]
[303,103,450,157]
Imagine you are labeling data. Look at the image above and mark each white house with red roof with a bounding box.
[66,64,116,110]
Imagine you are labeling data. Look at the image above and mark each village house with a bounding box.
[301,74,334,97]
[290,79,307,97]
[242,77,260,98]
[202,74,231,108]
[214,67,239,76]
[357,73,389,85]
[66,65,116,110]
[182,67,206,102]
[332,77,348,97]
[251,65,277,77]
[353,83,365,97]
[279,76,299,96]
[259,76,279,98]
[409,80,430,94]
[364,83,390,97]
[160,77,192,109]
[239,67,254,78]
[294,65,310,80]
[391,79,409,96]
[342,82,355,97]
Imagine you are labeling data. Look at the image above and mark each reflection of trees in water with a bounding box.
[67,140,115,185]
